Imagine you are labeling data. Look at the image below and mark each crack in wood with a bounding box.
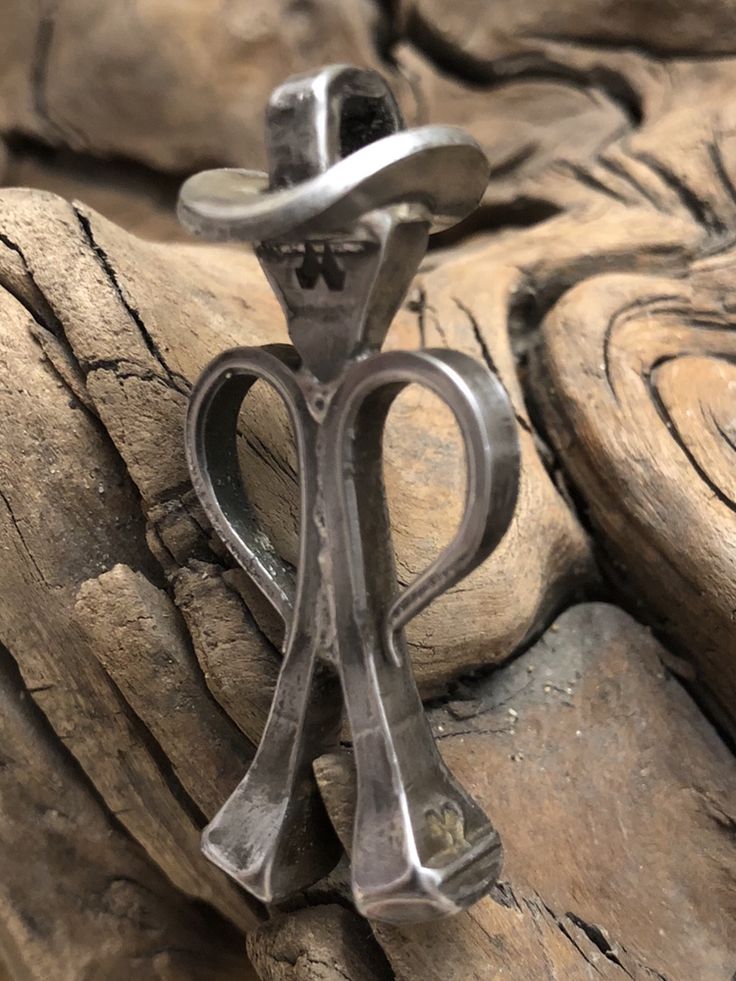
[72,205,192,396]
[398,6,644,126]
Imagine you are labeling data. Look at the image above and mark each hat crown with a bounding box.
[264,66,404,190]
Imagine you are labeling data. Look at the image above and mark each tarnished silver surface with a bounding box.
[179,65,520,923]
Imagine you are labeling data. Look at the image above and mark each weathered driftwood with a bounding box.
[0,649,248,981]
[305,604,736,981]
[1,0,736,975]
[4,149,186,243]
[0,0,384,172]
[74,565,256,819]
[0,0,645,248]
[0,189,593,975]
[0,188,590,691]
[247,906,393,981]
[0,248,259,934]
[533,255,736,737]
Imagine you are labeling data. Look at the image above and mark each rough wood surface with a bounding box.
[247,906,393,981]
[0,647,249,981]
[0,0,384,172]
[74,564,255,818]
[533,256,736,736]
[4,148,186,242]
[0,267,258,933]
[312,604,736,981]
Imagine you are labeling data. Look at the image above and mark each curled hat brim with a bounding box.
[177,126,489,242]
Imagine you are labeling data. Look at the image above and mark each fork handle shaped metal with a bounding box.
[325,349,519,921]
[188,344,519,914]
[187,346,343,902]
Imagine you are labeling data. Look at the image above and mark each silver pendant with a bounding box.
[178,65,520,923]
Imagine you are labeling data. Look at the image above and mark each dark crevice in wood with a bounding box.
[368,0,403,66]
[508,289,629,606]
[4,296,95,422]
[0,227,69,341]
[218,567,285,662]
[72,204,192,395]
[647,354,736,514]
[241,429,299,489]
[396,7,644,126]
[709,138,736,209]
[536,900,608,976]
[490,880,522,911]
[669,656,736,758]
[85,358,188,399]
[598,154,664,209]
[29,4,63,144]
[488,142,539,180]
[451,295,536,441]
[0,229,25,261]
[184,897,248,952]
[160,574,263,762]
[271,886,353,919]
[601,293,686,402]
[0,228,102,423]
[4,130,186,202]
[152,480,198,507]
[564,913,625,975]
[560,161,634,205]
[523,30,736,62]
[714,414,736,454]
[0,487,50,588]
[406,284,427,347]
[429,197,562,249]
[510,290,598,496]
[565,912,668,980]
[524,350,616,573]
[632,150,728,233]
[147,519,185,572]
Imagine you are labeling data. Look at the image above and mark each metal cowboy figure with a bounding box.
[178,64,520,924]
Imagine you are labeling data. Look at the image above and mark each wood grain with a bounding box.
[247,906,393,981]
[0,0,384,172]
[533,258,736,735]
[313,604,736,981]
[0,277,258,932]
[0,647,247,981]
[75,564,255,817]
[0,188,592,694]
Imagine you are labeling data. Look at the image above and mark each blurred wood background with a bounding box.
[0,1,734,978]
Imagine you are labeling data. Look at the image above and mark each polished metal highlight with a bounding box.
[179,64,520,923]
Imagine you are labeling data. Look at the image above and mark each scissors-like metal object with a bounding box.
[179,65,520,923]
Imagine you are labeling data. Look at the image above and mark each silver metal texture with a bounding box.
[179,64,521,923]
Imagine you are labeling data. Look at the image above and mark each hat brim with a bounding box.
[178,126,489,242]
